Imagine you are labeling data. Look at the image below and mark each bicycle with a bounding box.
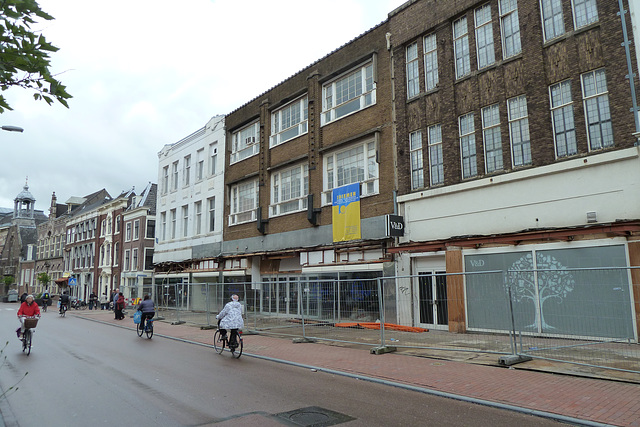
[59,303,68,317]
[41,300,48,313]
[213,329,243,358]
[20,316,38,355]
[136,317,154,339]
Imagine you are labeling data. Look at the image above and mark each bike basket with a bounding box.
[23,318,38,329]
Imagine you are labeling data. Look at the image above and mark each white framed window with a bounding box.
[409,130,424,190]
[207,197,215,232]
[581,69,612,150]
[270,163,309,217]
[322,140,378,205]
[231,122,259,164]
[428,124,444,186]
[183,155,191,187]
[144,247,154,271]
[182,205,189,237]
[194,201,202,235]
[170,209,176,239]
[196,148,204,181]
[124,249,130,271]
[162,166,169,194]
[113,242,119,266]
[146,219,155,239]
[541,0,565,41]
[230,180,258,226]
[499,0,522,59]
[549,80,577,157]
[482,104,503,173]
[572,0,598,29]
[133,219,140,240]
[423,34,439,91]
[125,222,132,241]
[209,142,218,175]
[160,212,166,241]
[453,16,471,79]
[322,61,376,125]
[406,42,420,98]
[475,4,495,69]
[507,95,532,166]
[132,248,138,271]
[171,161,178,191]
[114,217,120,234]
[459,113,477,179]
[270,96,308,147]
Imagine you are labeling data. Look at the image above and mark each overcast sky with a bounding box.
[0,0,407,212]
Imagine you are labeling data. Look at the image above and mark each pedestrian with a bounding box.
[115,292,125,320]
[20,292,28,303]
[89,291,96,310]
[112,288,120,318]
[99,293,108,310]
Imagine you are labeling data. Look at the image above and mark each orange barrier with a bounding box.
[334,322,429,333]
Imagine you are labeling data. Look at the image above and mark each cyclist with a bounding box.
[137,294,155,331]
[16,294,40,339]
[41,289,51,311]
[59,291,70,314]
[216,294,244,348]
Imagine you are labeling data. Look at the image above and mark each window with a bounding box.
[270,163,309,217]
[271,96,308,147]
[230,180,258,225]
[115,216,120,233]
[162,166,169,194]
[125,222,132,241]
[323,140,378,205]
[132,248,138,271]
[572,0,598,29]
[231,122,259,164]
[428,124,444,186]
[114,242,119,266]
[410,130,424,190]
[549,80,577,157]
[160,212,166,241]
[207,197,215,232]
[541,0,565,41]
[459,113,477,179]
[194,201,202,235]
[482,104,503,172]
[124,250,130,271]
[133,219,139,240]
[581,69,612,150]
[423,34,439,91]
[406,43,420,98]
[171,161,178,191]
[453,16,470,79]
[182,205,189,237]
[475,4,495,69]
[144,248,154,271]
[196,149,204,181]
[183,155,191,187]
[507,95,532,166]
[209,142,218,175]
[146,219,155,239]
[499,0,521,59]
[322,61,375,125]
[170,209,176,239]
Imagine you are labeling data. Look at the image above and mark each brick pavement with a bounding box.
[75,309,640,427]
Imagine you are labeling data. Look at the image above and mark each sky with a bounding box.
[0,0,408,212]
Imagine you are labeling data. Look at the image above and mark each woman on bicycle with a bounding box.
[16,294,40,339]
[137,294,155,330]
[216,295,244,347]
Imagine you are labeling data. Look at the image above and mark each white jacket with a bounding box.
[216,301,244,329]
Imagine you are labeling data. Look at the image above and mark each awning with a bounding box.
[55,277,69,284]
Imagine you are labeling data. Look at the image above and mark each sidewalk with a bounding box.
[75,309,640,427]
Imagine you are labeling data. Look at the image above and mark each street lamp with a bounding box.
[1,125,24,132]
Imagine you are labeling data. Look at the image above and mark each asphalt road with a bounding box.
[0,304,563,426]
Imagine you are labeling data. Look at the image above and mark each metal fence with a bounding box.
[130,268,640,375]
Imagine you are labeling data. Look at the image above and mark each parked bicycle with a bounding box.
[136,317,154,339]
[213,329,243,358]
[19,316,38,355]
[71,298,87,310]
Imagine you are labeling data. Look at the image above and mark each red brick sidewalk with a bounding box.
[76,309,640,427]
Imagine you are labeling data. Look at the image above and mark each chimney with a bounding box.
[50,192,57,218]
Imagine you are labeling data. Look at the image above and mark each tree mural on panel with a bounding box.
[506,253,575,331]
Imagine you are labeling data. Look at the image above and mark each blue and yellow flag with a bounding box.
[332,183,361,242]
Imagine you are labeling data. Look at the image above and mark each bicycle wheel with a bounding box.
[136,322,144,337]
[22,330,31,355]
[213,330,225,354]
[145,323,153,339]
[231,336,243,359]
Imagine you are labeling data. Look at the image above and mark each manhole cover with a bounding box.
[276,406,355,426]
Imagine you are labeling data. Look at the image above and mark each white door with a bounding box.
[414,270,448,329]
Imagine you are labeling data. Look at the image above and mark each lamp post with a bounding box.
[1,125,24,133]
